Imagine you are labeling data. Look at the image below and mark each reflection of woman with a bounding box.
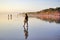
[24,13,28,27]
[24,27,28,39]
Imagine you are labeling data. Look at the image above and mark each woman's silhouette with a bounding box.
[23,13,28,27]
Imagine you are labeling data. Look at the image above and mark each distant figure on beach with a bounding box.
[23,13,28,27]
[8,14,12,20]
[8,14,9,20]
[10,14,12,20]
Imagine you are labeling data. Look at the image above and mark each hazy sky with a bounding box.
[0,0,60,13]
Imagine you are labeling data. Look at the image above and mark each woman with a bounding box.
[24,13,28,27]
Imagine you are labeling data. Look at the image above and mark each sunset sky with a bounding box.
[0,0,60,13]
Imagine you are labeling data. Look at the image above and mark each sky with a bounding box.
[0,0,60,13]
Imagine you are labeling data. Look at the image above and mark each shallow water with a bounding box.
[0,14,60,40]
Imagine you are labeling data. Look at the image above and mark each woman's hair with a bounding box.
[25,13,27,16]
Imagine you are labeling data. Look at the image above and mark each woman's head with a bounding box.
[25,13,27,16]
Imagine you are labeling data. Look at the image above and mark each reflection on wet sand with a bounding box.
[36,16,60,23]
[23,23,28,39]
